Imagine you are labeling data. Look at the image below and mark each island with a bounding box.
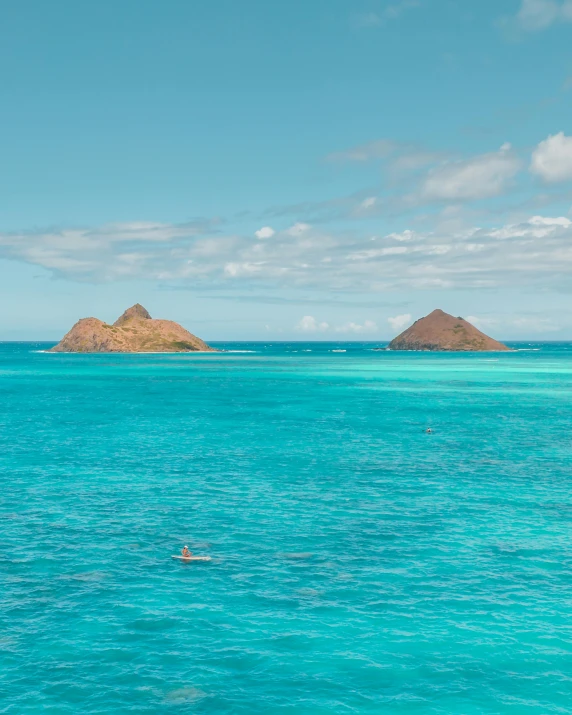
[388,309,509,352]
[50,304,214,353]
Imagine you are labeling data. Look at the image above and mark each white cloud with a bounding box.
[354,1,420,27]
[328,139,397,162]
[530,133,572,183]
[255,226,275,239]
[517,0,561,29]
[388,314,412,331]
[335,320,378,334]
[224,262,266,277]
[467,314,560,334]
[510,316,561,332]
[286,222,311,236]
[297,317,377,334]
[327,139,444,177]
[360,197,377,210]
[296,316,329,332]
[465,315,498,330]
[488,215,572,239]
[347,246,408,261]
[529,215,572,227]
[422,144,521,200]
[3,214,572,293]
[390,150,445,175]
[387,229,416,242]
[513,0,572,31]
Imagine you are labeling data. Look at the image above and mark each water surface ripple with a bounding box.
[1,342,572,713]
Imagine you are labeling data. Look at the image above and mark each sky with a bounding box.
[1,0,572,341]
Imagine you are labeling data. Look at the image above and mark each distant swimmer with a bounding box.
[425,428,433,434]
[181,545,192,558]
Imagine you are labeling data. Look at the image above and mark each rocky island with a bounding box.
[388,309,509,352]
[50,304,214,353]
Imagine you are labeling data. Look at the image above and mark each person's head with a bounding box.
[184,545,188,549]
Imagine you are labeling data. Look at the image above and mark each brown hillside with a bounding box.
[388,309,509,352]
[50,304,214,353]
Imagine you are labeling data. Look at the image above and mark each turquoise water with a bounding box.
[2,342,572,714]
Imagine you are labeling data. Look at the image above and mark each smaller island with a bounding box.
[50,304,214,353]
[388,309,509,352]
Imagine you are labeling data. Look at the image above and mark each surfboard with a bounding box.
[172,555,212,562]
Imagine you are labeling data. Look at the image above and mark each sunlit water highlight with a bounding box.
[1,341,572,713]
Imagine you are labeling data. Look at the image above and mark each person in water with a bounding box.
[181,545,192,558]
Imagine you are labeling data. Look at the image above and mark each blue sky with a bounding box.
[1,0,572,340]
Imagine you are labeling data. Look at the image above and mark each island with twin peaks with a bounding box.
[50,304,214,353]
[388,309,509,352]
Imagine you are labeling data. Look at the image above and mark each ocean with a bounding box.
[1,341,572,714]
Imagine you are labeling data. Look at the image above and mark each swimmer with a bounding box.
[181,545,192,558]
[425,428,432,434]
